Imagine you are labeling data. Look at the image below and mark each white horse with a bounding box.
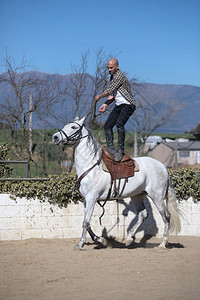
[52,116,181,250]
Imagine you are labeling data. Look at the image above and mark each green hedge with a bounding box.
[0,168,199,206]
[168,168,200,202]
[0,173,83,207]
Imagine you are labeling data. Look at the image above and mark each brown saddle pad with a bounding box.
[102,149,136,180]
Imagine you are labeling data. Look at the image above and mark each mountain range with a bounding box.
[139,83,200,133]
[0,71,199,133]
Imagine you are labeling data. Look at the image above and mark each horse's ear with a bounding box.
[74,117,79,121]
[79,115,87,125]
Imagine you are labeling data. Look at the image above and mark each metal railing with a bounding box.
[0,160,49,181]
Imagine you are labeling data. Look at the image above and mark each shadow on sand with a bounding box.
[86,197,184,250]
[86,232,184,250]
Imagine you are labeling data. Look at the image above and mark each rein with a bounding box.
[76,158,101,189]
[77,157,112,226]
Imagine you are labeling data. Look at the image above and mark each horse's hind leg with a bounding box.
[148,195,170,248]
[125,195,148,247]
[157,205,170,248]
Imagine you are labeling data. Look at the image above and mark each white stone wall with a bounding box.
[0,194,199,241]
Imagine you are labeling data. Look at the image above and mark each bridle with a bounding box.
[59,122,88,145]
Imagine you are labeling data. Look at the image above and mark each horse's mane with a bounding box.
[85,125,102,159]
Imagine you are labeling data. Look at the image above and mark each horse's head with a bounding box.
[52,116,86,146]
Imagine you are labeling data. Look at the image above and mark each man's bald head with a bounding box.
[107,58,119,75]
[108,58,119,66]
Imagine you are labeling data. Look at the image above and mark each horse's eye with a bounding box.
[71,126,77,129]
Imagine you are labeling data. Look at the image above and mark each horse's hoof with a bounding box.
[125,238,134,247]
[158,242,168,248]
[98,237,107,247]
[74,244,85,251]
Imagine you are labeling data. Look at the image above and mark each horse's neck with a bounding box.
[74,133,101,176]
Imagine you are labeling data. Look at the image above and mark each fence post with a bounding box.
[26,161,29,178]
[174,139,178,169]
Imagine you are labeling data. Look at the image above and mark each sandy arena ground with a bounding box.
[0,236,199,300]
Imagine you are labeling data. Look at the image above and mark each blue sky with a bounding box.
[0,0,200,86]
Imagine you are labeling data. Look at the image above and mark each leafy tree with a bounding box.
[191,123,200,139]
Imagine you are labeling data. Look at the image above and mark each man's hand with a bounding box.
[94,90,109,102]
[98,104,107,113]
[94,95,101,102]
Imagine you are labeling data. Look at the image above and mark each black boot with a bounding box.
[115,127,125,162]
[105,129,117,157]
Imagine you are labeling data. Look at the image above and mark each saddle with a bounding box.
[102,149,136,196]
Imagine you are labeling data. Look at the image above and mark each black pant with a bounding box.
[104,104,135,131]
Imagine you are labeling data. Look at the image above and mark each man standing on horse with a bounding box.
[94,58,136,162]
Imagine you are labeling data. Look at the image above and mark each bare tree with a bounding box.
[0,53,39,167]
[59,51,89,124]
[87,48,112,127]
[130,85,185,155]
[0,52,64,176]
[58,48,111,127]
[33,74,63,176]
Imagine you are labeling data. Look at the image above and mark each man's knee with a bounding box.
[116,122,125,130]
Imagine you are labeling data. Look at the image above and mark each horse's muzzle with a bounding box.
[52,133,61,145]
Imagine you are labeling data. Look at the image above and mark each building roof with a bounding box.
[162,140,200,151]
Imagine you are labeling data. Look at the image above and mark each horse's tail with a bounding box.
[166,178,181,234]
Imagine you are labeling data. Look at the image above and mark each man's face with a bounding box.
[107,61,118,75]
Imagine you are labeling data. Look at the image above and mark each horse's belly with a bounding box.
[97,175,145,201]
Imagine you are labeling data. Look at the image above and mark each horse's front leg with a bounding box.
[74,197,96,250]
